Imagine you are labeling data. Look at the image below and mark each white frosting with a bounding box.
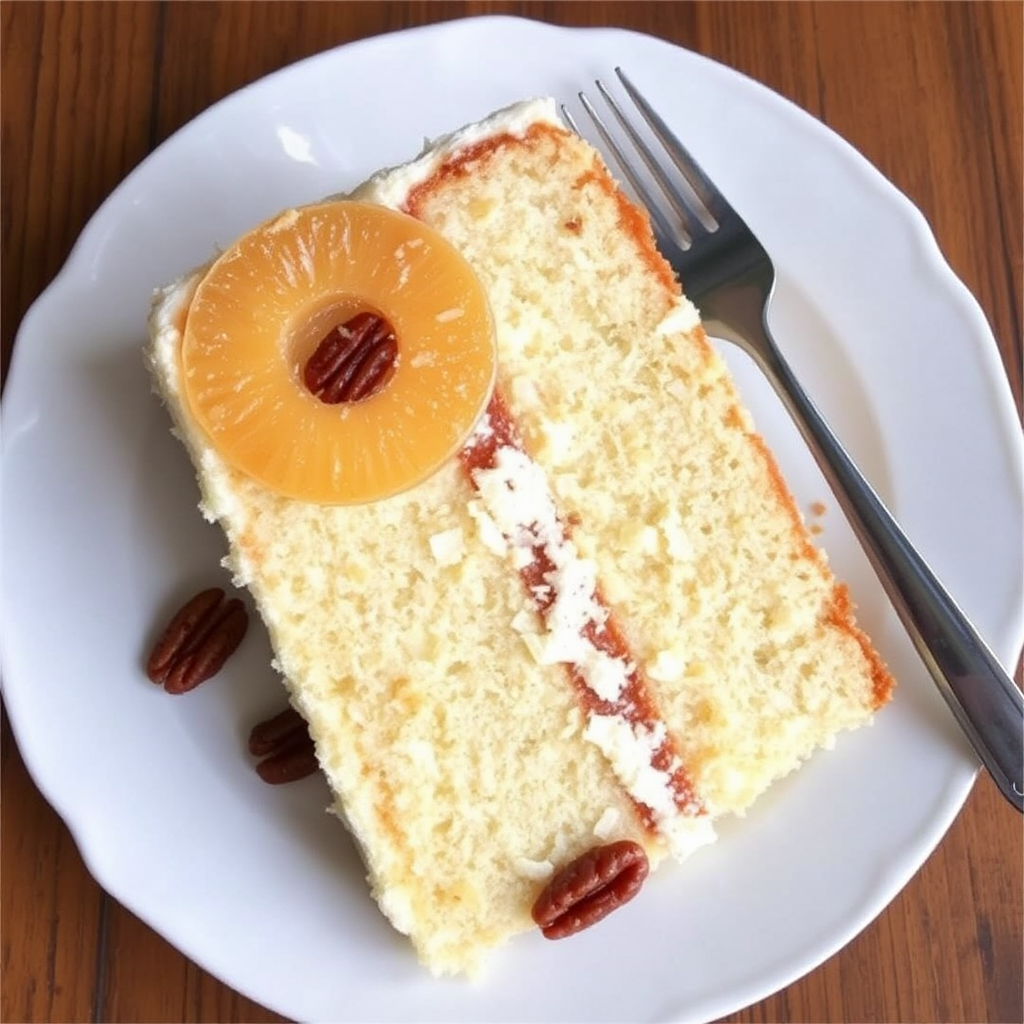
[655,296,702,336]
[148,275,199,399]
[512,856,555,882]
[428,527,465,567]
[466,499,508,556]
[468,417,714,859]
[350,98,561,210]
[578,648,630,704]
[147,271,272,544]
[592,807,622,840]
[584,716,671,816]
[648,648,686,684]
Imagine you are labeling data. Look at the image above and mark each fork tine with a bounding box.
[593,78,710,240]
[560,105,582,136]
[614,67,723,226]
[574,92,681,248]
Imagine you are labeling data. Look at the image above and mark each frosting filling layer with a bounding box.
[459,392,715,860]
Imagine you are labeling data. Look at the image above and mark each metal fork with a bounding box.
[569,68,1023,813]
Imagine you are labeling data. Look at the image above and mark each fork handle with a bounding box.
[722,307,1023,813]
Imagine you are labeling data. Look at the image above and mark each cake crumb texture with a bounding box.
[398,119,892,816]
[146,100,893,976]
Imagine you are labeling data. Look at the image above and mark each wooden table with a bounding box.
[2,3,1021,1021]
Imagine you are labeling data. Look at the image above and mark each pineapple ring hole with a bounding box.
[300,307,399,405]
[287,296,374,373]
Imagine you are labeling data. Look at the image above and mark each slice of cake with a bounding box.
[145,98,893,976]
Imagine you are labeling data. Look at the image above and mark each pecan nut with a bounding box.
[146,587,249,694]
[248,706,306,756]
[531,840,649,939]
[256,740,318,785]
[304,311,397,403]
[249,706,318,784]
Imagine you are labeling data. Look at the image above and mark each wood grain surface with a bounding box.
[2,3,1021,1022]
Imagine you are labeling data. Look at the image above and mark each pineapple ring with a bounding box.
[180,201,496,505]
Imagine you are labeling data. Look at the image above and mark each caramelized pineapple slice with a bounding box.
[180,201,496,504]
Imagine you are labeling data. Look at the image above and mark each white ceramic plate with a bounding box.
[4,16,1022,1024]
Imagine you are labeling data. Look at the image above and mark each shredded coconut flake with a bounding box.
[593,807,621,840]
[468,441,705,854]
[513,856,555,882]
[428,527,464,567]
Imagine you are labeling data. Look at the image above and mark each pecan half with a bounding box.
[248,706,306,756]
[531,840,649,939]
[304,311,397,403]
[256,740,318,784]
[147,587,249,694]
[249,706,318,784]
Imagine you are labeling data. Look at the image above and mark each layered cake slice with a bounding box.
[145,98,893,976]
